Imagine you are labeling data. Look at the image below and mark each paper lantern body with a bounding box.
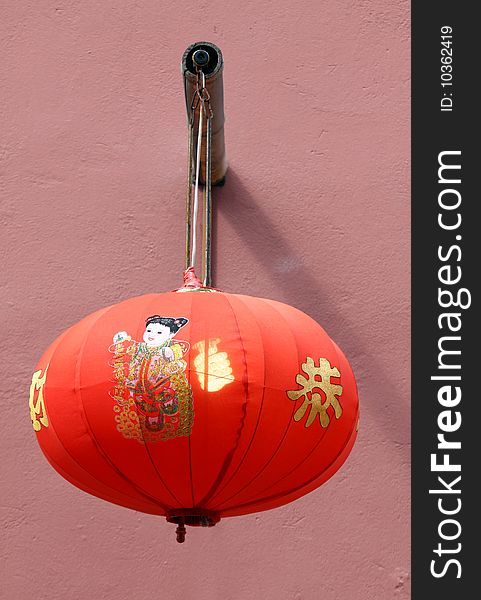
[29,290,359,524]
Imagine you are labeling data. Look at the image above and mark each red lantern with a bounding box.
[29,287,359,540]
[29,43,359,541]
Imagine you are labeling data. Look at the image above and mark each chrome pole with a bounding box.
[182,42,224,285]
[203,115,213,286]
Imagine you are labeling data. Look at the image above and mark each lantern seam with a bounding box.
[130,293,188,507]
[220,419,358,515]
[43,309,171,512]
[194,292,252,508]
[41,440,165,515]
[73,300,174,511]
[34,330,167,512]
[224,331,350,506]
[183,291,196,508]
[200,293,267,506]
[208,295,301,510]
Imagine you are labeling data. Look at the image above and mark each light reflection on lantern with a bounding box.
[193,338,234,392]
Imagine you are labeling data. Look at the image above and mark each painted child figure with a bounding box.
[111,316,193,439]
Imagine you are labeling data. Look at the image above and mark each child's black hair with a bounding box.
[145,315,188,334]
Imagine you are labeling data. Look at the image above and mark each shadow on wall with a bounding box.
[213,170,409,458]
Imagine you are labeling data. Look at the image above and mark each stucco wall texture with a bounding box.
[1,1,410,599]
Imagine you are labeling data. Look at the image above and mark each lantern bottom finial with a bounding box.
[166,509,220,542]
[175,523,186,543]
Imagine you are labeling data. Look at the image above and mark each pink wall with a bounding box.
[1,1,410,599]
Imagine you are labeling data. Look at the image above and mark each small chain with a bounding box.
[187,68,214,275]
[190,96,203,269]
[190,70,213,122]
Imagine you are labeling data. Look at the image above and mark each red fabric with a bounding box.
[31,290,359,520]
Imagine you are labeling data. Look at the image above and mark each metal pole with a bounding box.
[184,120,194,270]
[203,116,213,286]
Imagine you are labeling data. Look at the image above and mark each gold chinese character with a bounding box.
[287,357,343,428]
[29,367,49,431]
